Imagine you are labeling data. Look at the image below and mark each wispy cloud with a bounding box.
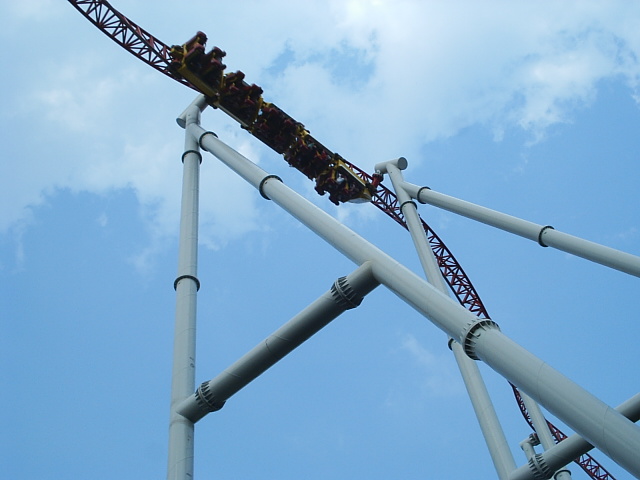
[383,332,463,413]
[3,0,640,265]
[399,333,463,397]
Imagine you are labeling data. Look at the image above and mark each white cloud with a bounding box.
[96,213,108,228]
[0,32,264,263]
[2,0,59,22]
[399,333,462,397]
[256,0,640,152]
[3,0,640,265]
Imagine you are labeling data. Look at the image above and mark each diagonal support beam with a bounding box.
[509,393,640,480]
[177,262,379,422]
[401,182,640,278]
[377,157,516,480]
[189,126,640,478]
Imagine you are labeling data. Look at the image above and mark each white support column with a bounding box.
[509,393,640,480]
[376,158,448,292]
[378,158,516,480]
[401,183,640,278]
[167,102,205,480]
[520,392,572,480]
[519,435,538,462]
[192,127,640,478]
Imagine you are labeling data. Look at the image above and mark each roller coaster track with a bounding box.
[67,1,615,478]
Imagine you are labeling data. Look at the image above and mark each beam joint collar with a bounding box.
[331,275,364,310]
[174,274,201,291]
[461,318,500,360]
[259,175,283,200]
[528,453,553,480]
[195,381,226,414]
[538,225,554,247]
[181,149,202,164]
[198,130,218,149]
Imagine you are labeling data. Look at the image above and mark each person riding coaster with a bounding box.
[314,162,371,205]
[170,31,376,205]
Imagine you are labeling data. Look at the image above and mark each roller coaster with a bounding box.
[67,2,639,479]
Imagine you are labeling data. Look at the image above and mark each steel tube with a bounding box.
[451,340,517,480]
[177,263,379,422]
[509,393,640,480]
[176,94,208,129]
[383,159,516,480]
[385,162,449,292]
[520,436,537,461]
[520,392,558,451]
[167,116,202,480]
[194,128,640,477]
[519,391,572,480]
[402,183,640,278]
[476,328,640,479]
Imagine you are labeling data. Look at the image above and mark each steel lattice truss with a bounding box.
[68,1,615,478]
[69,0,189,87]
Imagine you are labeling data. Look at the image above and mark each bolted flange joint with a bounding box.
[460,318,500,360]
[195,380,226,414]
[331,276,364,310]
[528,453,553,480]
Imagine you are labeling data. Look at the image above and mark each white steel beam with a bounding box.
[379,158,516,480]
[509,393,640,480]
[167,107,204,480]
[190,126,640,478]
[177,263,379,422]
[450,340,518,480]
[401,183,640,278]
[519,391,572,480]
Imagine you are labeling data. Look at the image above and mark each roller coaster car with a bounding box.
[200,47,226,89]
[169,33,227,100]
[219,71,263,126]
[314,160,372,205]
[370,173,383,189]
[167,32,369,205]
[284,135,332,180]
[252,103,300,154]
[169,32,206,73]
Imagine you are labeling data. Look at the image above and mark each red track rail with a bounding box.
[67,1,615,478]
[68,0,192,89]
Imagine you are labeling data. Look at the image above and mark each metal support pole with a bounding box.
[474,329,640,479]
[400,182,640,278]
[520,392,572,480]
[509,393,640,480]
[450,340,517,480]
[378,158,516,480]
[376,158,449,292]
[192,127,640,477]
[167,102,205,480]
[177,262,379,422]
[519,434,538,462]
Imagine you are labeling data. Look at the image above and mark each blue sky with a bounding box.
[1,1,639,479]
